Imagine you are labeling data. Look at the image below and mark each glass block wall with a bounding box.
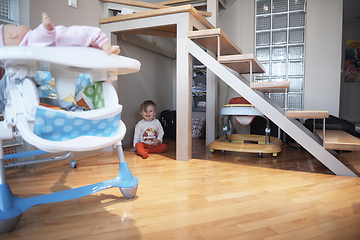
[0,0,18,25]
[255,0,306,110]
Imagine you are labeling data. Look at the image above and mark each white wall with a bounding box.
[304,0,343,116]
[116,40,175,146]
[217,0,255,135]
[340,21,360,122]
[28,0,103,28]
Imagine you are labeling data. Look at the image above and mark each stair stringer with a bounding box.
[187,39,357,177]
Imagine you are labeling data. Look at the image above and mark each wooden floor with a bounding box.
[3,139,360,239]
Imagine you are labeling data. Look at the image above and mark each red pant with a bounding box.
[135,142,168,159]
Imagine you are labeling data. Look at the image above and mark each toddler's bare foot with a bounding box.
[42,13,52,31]
[108,45,120,55]
[101,42,121,55]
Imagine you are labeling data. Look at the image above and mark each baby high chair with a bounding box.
[209,97,283,157]
[0,46,140,233]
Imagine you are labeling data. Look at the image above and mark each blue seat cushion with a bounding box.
[34,107,121,141]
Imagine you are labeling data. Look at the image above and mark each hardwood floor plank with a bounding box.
[3,139,360,239]
[147,211,234,232]
[227,227,279,240]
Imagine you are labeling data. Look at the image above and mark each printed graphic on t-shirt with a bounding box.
[143,128,158,144]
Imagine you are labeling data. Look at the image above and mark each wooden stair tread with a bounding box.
[316,130,360,151]
[188,28,242,56]
[250,81,290,93]
[286,111,329,119]
[218,54,265,74]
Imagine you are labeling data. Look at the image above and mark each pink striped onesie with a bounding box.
[19,22,109,49]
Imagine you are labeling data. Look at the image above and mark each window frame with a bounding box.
[0,0,19,25]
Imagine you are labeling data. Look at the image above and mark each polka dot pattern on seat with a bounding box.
[34,107,121,141]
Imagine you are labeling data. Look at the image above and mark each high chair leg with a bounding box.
[115,144,139,199]
[0,141,139,233]
[0,140,23,234]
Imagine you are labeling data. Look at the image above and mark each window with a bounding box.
[255,0,306,110]
[0,0,18,25]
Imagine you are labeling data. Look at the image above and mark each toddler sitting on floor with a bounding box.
[132,100,167,159]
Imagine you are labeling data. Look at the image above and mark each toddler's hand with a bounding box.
[152,139,160,147]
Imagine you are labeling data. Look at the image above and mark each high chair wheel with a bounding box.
[69,160,78,168]
[0,214,23,234]
[120,185,138,199]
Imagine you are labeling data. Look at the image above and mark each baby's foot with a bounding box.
[141,152,149,159]
[108,45,120,55]
[42,12,52,31]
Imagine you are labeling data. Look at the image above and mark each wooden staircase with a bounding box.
[187,27,358,177]
[189,28,291,93]
[98,1,358,176]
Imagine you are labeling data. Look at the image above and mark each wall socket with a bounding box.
[68,0,77,8]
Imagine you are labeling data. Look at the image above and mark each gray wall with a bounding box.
[304,0,343,117]
[340,21,360,122]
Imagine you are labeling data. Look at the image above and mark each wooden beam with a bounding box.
[316,130,360,151]
[250,81,290,93]
[188,28,242,55]
[100,0,211,17]
[99,0,167,9]
[100,4,214,29]
[286,111,329,119]
[117,33,176,58]
[157,0,204,5]
[218,54,265,74]
[126,29,176,38]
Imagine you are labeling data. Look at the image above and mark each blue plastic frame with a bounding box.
[0,161,138,220]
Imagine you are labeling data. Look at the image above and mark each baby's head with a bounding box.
[0,24,31,47]
[140,100,157,122]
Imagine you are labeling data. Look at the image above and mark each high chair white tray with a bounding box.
[0,46,140,77]
[0,47,140,234]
